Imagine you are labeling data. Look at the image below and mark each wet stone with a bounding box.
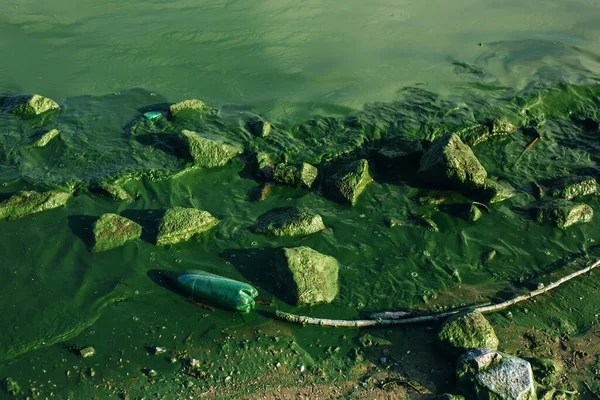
[271,162,318,189]
[478,179,515,203]
[438,311,499,356]
[78,347,95,358]
[274,246,339,305]
[32,129,60,147]
[1,377,22,396]
[169,99,210,116]
[179,129,243,168]
[247,118,272,137]
[457,349,536,400]
[91,213,142,253]
[156,207,219,246]
[1,94,59,115]
[251,207,325,237]
[531,199,593,229]
[376,137,423,169]
[95,182,132,201]
[325,159,373,205]
[550,175,597,200]
[0,190,72,220]
[458,120,517,147]
[418,133,487,190]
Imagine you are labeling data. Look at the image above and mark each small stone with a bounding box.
[189,359,200,368]
[32,129,60,147]
[169,99,210,116]
[271,162,319,189]
[531,199,593,229]
[247,118,272,137]
[156,207,219,246]
[325,159,373,205]
[1,378,22,396]
[550,175,597,200]
[150,347,166,355]
[438,311,499,356]
[251,207,325,237]
[78,347,95,358]
[0,190,72,220]
[2,94,59,115]
[299,365,305,372]
[95,182,132,201]
[91,213,142,253]
[146,369,158,378]
[178,129,243,168]
[478,179,515,203]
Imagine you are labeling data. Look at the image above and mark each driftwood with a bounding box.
[275,259,600,327]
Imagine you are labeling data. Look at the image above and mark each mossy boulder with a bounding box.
[0,191,71,220]
[178,129,243,168]
[169,99,210,116]
[2,94,59,115]
[438,311,499,356]
[156,207,219,246]
[91,214,142,253]
[251,207,325,237]
[418,134,487,190]
[376,138,423,169]
[325,159,373,205]
[273,246,339,305]
[271,162,319,189]
[457,348,536,400]
[549,176,597,200]
[458,120,517,146]
[531,199,593,229]
[32,129,60,147]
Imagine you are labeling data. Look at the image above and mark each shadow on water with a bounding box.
[219,248,292,305]
[120,209,165,244]
[67,215,98,250]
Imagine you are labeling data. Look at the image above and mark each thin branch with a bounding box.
[512,133,541,167]
[275,259,600,328]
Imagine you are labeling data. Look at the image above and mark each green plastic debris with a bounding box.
[170,270,258,312]
[144,111,162,120]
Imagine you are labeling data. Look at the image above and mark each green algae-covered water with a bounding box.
[2,1,600,398]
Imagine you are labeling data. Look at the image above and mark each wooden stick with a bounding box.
[275,259,600,328]
[513,133,541,167]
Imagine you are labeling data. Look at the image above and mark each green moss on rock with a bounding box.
[458,120,517,147]
[32,129,60,147]
[418,134,487,190]
[2,94,59,115]
[156,207,219,246]
[95,182,132,201]
[438,311,499,356]
[550,176,597,200]
[325,159,373,205]
[528,358,562,386]
[179,129,243,167]
[169,99,210,116]
[247,118,272,137]
[92,214,142,253]
[478,179,515,203]
[376,138,423,169]
[0,191,71,220]
[531,199,593,229]
[251,207,325,237]
[271,162,318,189]
[273,246,339,305]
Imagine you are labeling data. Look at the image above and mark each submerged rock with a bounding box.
[169,99,210,116]
[156,207,219,245]
[91,213,142,253]
[376,138,423,169]
[478,179,515,203]
[458,120,517,147]
[438,311,499,356]
[247,118,272,137]
[273,246,339,305]
[78,346,96,358]
[94,182,132,201]
[0,190,71,220]
[325,159,373,205]
[1,377,22,396]
[251,207,325,237]
[457,348,536,400]
[2,94,59,115]
[531,199,593,229]
[418,134,487,190]
[32,129,60,147]
[271,162,319,189]
[178,129,243,168]
[550,175,597,200]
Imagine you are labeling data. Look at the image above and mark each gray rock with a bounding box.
[251,207,325,237]
[418,134,487,190]
[273,246,339,305]
[457,348,536,400]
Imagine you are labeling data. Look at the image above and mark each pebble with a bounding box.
[151,347,166,355]
[189,359,200,368]
[78,347,95,358]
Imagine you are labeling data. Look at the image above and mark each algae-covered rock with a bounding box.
[251,207,325,237]
[94,182,132,201]
[528,358,562,386]
[358,334,392,348]
[418,134,487,190]
[438,311,499,356]
[457,348,536,400]
[32,129,60,147]
[91,213,142,253]
[325,159,373,205]
[169,99,210,116]
[2,94,59,115]
[156,207,219,246]
[531,199,593,229]
[478,179,515,203]
[179,129,243,167]
[0,191,71,220]
[550,176,597,200]
[247,118,272,138]
[376,138,423,169]
[274,246,339,305]
[271,162,319,189]
[458,120,517,147]
[1,377,22,396]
